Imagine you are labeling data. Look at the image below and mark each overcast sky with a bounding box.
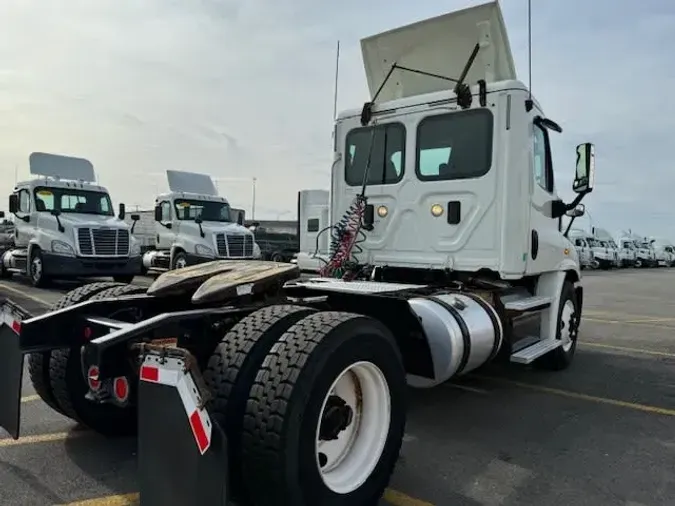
[0,0,673,237]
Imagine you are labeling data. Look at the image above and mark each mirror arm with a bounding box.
[563,216,576,238]
[198,221,205,238]
[130,221,137,234]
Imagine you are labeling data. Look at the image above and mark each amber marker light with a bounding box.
[431,204,444,217]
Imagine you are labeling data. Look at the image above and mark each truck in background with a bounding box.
[616,236,637,267]
[293,189,330,273]
[139,170,261,274]
[0,152,141,286]
[620,232,657,267]
[649,238,675,267]
[568,228,596,269]
[592,227,620,268]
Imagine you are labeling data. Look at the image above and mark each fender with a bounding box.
[535,266,579,341]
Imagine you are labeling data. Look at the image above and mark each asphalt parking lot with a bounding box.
[0,269,674,506]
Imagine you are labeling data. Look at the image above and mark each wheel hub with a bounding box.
[319,395,354,441]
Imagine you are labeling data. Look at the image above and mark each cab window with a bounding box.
[18,189,31,213]
[533,123,554,193]
[160,201,172,221]
[345,123,405,186]
[416,109,493,181]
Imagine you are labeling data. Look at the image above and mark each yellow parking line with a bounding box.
[384,489,435,506]
[0,431,89,448]
[580,342,675,358]
[21,394,41,403]
[479,376,675,417]
[57,489,432,506]
[56,493,139,506]
[0,281,51,306]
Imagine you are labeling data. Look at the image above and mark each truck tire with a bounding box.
[28,248,50,287]
[202,304,317,501]
[27,281,127,415]
[48,284,147,436]
[171,251,187,270]
[241,311,407,506]
[536,281,580,371]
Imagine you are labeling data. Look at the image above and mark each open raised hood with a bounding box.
[167,170,218,196]
[29,152,96,182]
[360,0,517,103]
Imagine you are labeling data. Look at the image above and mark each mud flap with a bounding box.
[137,351,228,506]
[0,301,28,439]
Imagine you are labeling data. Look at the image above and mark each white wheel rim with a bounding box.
[175,257,186,269]
[560,300,576,352]
[32,257,42,281]
[314,360,391,495]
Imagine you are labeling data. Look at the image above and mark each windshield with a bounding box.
[622,242,634,249]
[34,186,113,216]
[174,199,231,222]
[640,242,651,249]
[587,238,597,247]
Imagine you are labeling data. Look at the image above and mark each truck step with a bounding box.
[503,295,552,312]
[510,339,562,364]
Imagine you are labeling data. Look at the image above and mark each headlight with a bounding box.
[130,241,141,255]
[51,240,75,256]
[195,244,215,257]
[253,242,261,258]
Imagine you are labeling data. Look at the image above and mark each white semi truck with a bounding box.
[649,238,675,267]
[0,152,141,286]
[620,233,656,267]
[139,170,261,273]
[0,3,596,505]
[568,228,596,269]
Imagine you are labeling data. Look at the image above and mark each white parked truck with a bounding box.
[0,3,596,505]
[649,238,675,267]
[139,170,261,273]
[621,233,656,267]
[616,236,637,267]
[0,152,141,286]
[568,228,596,269]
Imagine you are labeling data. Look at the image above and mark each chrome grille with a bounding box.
[77,228,130,256]
[215,233,254,258]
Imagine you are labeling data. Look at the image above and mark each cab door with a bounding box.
[13,189,35,248]
[526,116,561,274]
[156,200,176,249]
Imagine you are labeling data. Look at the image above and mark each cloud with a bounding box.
[0,0,673,240]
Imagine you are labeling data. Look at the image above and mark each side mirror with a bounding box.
[8,194,18,214]
[237,213,244,226]
[50,209,61,217]
[565,203,585,218]
[131,213,140,221]
[118,203,126,220]
[195,216,203,224]
[154,205,162,222]
[573,143,595,194]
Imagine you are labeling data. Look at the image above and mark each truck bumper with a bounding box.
[42,254,143,277]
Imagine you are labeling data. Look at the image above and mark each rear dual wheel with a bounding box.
[48,283,147,436]
[204,307,406,506]
[27,281,129,415]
